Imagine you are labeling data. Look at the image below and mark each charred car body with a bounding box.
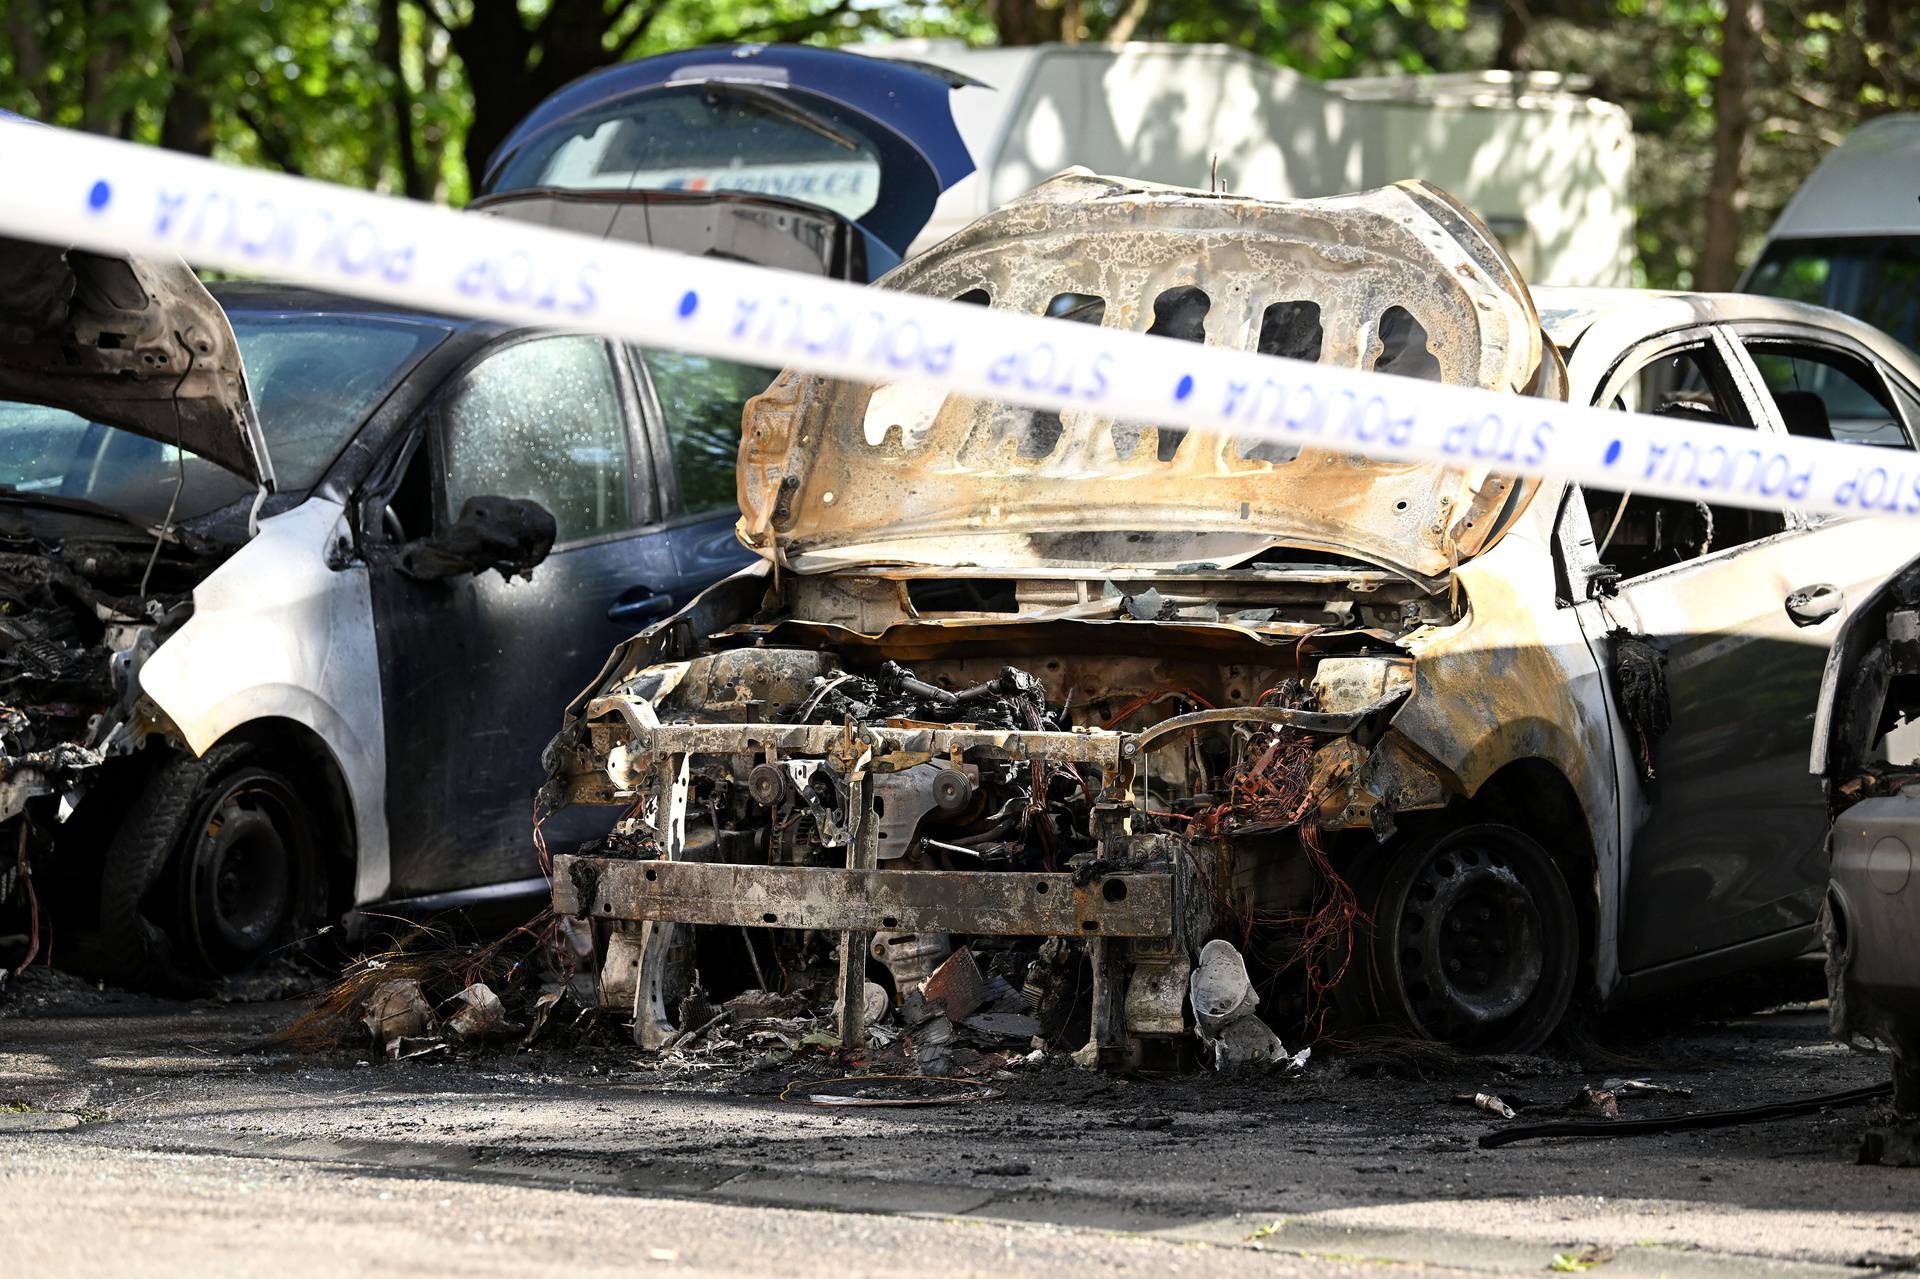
[531,170,1920,1061]
[1813,559,1920,1125]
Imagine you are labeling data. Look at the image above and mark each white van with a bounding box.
[1744,113,1920,352]
[869,40,1637,287]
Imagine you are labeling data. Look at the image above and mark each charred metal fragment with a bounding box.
[552,856,1176,937]
[1607,629,1670,781]
[396,495,557,582]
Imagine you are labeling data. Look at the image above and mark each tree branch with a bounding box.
[4,0,52,117]
[1754,28,1838,114]
[727,0,861,45]
[414,0,460,37]
[1105,0,1152,45]
[1756,115,1849,149]
[237,106,306,175]
[613,0,668,59]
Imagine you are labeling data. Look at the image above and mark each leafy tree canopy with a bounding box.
[1,0,1915,286]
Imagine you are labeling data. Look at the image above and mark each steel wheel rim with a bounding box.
[1383,826,1576,1052]
[180,772,305,970]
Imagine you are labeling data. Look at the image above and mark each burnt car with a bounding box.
[0,245,782,989]
[1811,557,1920,1128]
[1,53,982,992]
[540,172,1920,1061]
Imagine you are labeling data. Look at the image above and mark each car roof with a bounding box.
[1532,285,1920,385]
[206,280,498,334]
[1766,113,1920,240]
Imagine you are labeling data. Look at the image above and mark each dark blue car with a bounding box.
[475,44,978,283]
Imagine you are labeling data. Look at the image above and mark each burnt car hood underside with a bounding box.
[737,172,1555,584]
[0,237,270,489]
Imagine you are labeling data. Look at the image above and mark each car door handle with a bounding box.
[607,586,675,625]
[1784,583,1844,627]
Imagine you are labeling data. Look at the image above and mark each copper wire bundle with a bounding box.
[1190,719,1365,1041]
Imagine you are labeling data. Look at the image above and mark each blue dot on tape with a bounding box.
[677,289,699,319]
[1603,439,1622,466]
[86,180,111,212]
[1174,374,1194,401]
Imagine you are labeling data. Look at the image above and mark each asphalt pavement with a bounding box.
[1,967,1914,1278]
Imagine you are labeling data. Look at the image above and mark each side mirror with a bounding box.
[398,496,557,582]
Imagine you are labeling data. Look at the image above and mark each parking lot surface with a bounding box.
[2,969,1913,1277]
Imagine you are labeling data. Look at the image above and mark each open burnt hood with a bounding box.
[736,172,1558,583]
[0,237,271,490]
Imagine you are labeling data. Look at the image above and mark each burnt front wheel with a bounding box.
[171,765,316,975]
[92,745,324,992]
[1364,823,1578,1053]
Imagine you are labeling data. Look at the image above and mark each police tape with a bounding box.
[3,117,1918,525]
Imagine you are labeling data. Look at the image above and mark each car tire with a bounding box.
[93,743,324,994]
[1360,822,1578,1054]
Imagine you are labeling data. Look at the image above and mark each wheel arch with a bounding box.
[1463,756,1602,996]
[135,497,392,904]
[147,681,391,907]
[208,717,359,923]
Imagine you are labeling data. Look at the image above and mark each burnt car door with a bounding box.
[364,333,678,897]
[1565,328,1892,974]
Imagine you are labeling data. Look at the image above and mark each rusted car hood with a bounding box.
[0,236,270,488]
[737,172,1558,584]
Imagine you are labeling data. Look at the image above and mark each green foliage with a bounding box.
[0,0,1915,288]
[1155,0,1473,78]
[0,0,471,196]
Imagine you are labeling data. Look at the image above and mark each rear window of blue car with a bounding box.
[489,85,886,225]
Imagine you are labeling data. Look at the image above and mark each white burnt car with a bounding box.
[540,172,1920,1062]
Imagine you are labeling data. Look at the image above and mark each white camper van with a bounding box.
[870,40,1636,287]
[1744,113,1920,353]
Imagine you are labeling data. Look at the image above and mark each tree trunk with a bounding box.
[990,0,1068,45]
[159,63,213,154]
[416,28,455,201]
[443,0,526,193]
[379,0,428,198]
[80,0,131,136]
[158,5,212,156]
[5,0,53,118]
[1699,0,1757,292]
[1495,0,1531,72]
